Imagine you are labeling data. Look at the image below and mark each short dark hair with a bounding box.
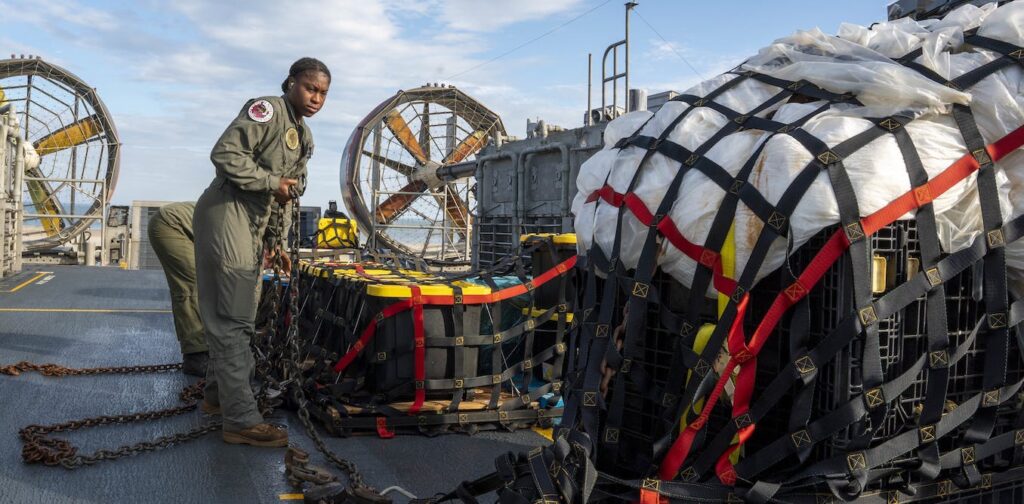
[281,57,331,93]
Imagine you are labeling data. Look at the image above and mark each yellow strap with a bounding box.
[717,224,736,317]
[719,224,742,464]
[679,224,742,463]
[679,323,715,433]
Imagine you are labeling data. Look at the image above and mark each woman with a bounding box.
[193,57,330,447]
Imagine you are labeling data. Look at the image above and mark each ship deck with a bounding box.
[0,265,546,503]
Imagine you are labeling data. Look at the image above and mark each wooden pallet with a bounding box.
[340,388,539,415]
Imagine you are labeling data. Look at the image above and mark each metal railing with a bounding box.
[0,108,25,277]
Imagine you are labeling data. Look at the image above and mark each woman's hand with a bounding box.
[274,177,298,204]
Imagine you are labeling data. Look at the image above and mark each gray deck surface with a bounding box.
[0,266,546,504]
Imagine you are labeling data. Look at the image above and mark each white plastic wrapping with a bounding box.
[572,110,653,254]
[573,2,1023,298]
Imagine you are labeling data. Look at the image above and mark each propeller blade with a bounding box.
[384,109,428,165]
[362,150,415,177]
[24,166,66,236]
[34,115,101,156]
[375,179,427,225]
[432,185,470,237]
[443,130,486,164]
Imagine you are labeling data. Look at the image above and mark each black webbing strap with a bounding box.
[598,111,690,467]
[687,178,1024,486]
[747,72,860,104]
[735,315,981,483]
[938,298,1024,481]
[480,272,505,411]
[448,286,468,413]
[886,115,952,480]
[655,112,880,467]
[694,216,1004,481]
[786,282,815,463]
[602,127,700,465]
[952,104,1010,445]
[559,252,599,432]
[789,376,1024,501]
[806,124,892,451]
[655,101,832,440]
[335,407,554,433]
[607,84,809,463]
[575,78,725,454]
[522,287,538,402]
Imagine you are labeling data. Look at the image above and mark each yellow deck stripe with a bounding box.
[0,308,172,313]
[279,494,304,500]
[5,271,51,293]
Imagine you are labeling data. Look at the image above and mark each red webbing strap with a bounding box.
[657,294,749,480]
[659,123,1024,482]
[332,297,414,373]
[715,295,758,485]
[624,192,655,226]
[409,285,426,414]
[420,255,578,305]
[330,256,578,374]
[353,264,383,282]
[597,186,739,296]
[375,417,396,439]
[584,184,621,205]
[637,483,663,504]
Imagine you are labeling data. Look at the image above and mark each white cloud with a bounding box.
[440,0,584,32]
[0,0,742,212]
[646,38,689,62]
[137,48,244,85]
[0,0,118,31]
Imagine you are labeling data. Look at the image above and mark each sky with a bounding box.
[0,0,884,208]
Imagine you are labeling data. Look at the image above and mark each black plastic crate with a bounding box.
[750,221,1024,462]
[605,270,722,477]
[583,218,1023,494]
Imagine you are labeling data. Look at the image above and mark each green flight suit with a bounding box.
[194,96,312,431]
[147,201,207,355]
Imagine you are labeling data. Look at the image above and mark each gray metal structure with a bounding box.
[0,107,25,278]
[127,200,171,270]
[472,122,606,268]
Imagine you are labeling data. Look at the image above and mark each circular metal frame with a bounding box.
[0,58,120,251]
[341,85,504,263]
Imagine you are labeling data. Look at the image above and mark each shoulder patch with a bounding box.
[247,99,274,123]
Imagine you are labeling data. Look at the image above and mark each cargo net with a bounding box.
[552,3,1024,503]
[282,235,577,437]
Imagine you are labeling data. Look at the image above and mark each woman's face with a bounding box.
[288,70,330,118]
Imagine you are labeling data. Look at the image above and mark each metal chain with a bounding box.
[276,187,372,492]
[11,372,220,468]
[1,361,183,378]
[6,191,369,484]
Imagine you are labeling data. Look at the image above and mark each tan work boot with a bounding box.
[200,400,221,415]
[223,423,288,447]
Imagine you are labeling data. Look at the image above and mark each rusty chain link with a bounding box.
[10,370,220,469]
[1,361,183,378]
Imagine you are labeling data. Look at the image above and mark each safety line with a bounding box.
[4,271,51,293]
